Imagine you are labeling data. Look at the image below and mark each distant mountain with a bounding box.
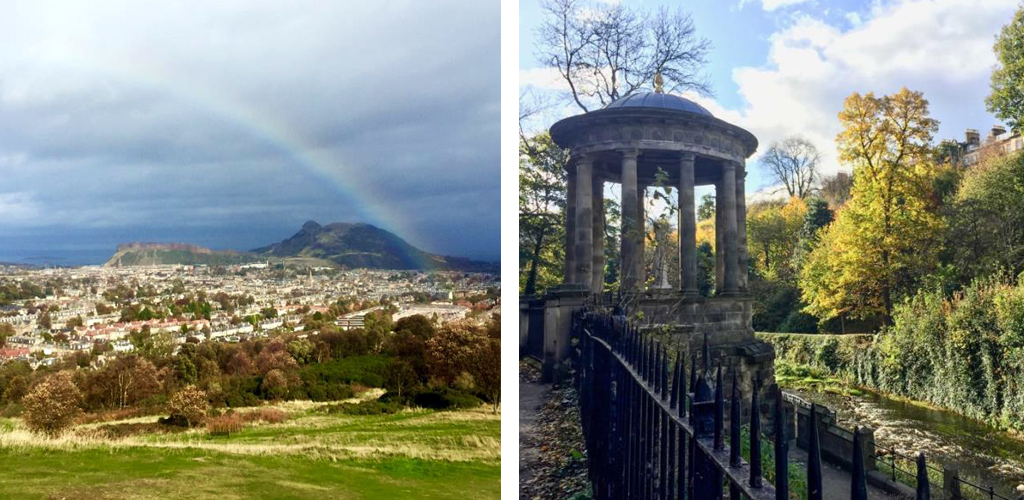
[252,221,497,272]
[101,223,497,272]
[103,243,260,267]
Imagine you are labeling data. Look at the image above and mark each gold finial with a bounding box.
[654,72,664,93]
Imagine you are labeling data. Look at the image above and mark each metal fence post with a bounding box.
[916,453,930,500]
[943,466,962,500]
[852,427,868,500]
[774,389,789,500]
[808,403,823,500]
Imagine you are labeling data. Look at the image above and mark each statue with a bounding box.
[652,218,672,290]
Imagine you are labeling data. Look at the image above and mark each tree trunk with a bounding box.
[524,227,547,295]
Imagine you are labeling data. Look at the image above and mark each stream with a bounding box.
[786,387,1024,499]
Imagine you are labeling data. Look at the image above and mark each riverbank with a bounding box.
[775,364,1024,499]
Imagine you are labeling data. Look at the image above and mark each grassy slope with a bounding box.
[0,405,500,500]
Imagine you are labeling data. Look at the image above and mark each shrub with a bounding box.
[167,385,208,427]
[22,371,83,437]
[243,407,287,424]
[206,413,244,435]
[409,388,482,410]
[326,399,403,415]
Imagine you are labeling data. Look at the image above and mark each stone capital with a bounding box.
[679,152,696,163]
[572,152,594,166]
[619,148,640,161]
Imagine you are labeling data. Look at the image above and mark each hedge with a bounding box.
[759,276,1024,431]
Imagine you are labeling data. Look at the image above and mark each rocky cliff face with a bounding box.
[103,243,258,267]
[103,222,497,272]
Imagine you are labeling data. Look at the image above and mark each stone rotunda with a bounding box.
[543,85,775,389]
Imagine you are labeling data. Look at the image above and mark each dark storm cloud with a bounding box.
[0,0,500,262]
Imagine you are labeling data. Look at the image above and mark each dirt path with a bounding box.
[518,378,550,499]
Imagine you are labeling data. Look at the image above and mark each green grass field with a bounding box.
[0,400,500,500]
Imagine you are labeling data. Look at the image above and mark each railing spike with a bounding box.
[646,338,654,384]
[851,426,867,500]
[714,364,724,450]
[916,453,930,500]
[678,352,688,417]
[730,368,741,467]
[774,388,788,500]
[749,375,762,488]
[654,343,663,393]
[808,403,823,500]
[702,330,710,372]
[641,337,649,381]
[670,350,682,409]
[689,354,698,414]
[661,348,670,400]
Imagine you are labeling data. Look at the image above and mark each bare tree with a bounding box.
[537,0,710,112]
[819,171,853,208]
[760,137,821,199]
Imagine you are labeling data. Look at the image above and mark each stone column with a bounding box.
[620,150,640,293]
[591,175,605,295]
[715,179,724,293]
[575,157,594,292]
[721,161,739,294]
[564,167,577,284]
[736,160,749,292]
[678,153,698,296]
[638,181,647,290]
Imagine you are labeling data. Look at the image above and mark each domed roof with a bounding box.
[604,91,712,116]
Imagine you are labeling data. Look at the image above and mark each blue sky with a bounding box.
[520,0,1018,199]
[0,0,499,265]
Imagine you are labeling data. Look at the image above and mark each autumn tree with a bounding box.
[0,323,12,348]
[538,0,710,111]
[472,337,501,413]
[746,198,807,281]
[818,172,853,208]
[944,151,1024,283]
[425,322,488,387]
[167,385,208,427]
[88,355,160,409]
[801,88,944,324]
[22,371,83,436]
[760,137,821,199]
[986,6,1024,132]
[519,131,568,294]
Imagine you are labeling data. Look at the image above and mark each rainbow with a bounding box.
[60,51,426,254]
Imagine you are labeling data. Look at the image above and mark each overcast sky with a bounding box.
[521,0,1016,205]
[0,0,500,265]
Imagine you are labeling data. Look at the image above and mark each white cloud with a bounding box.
[519,67,566,92]
[717,0,1014,186]
[520,0,1014,202]
[761,0,812,12]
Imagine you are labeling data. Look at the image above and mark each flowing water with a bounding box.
[788,387,1024,498]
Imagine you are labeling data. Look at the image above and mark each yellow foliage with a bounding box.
[800,88,943,322]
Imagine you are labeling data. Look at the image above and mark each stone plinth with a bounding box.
[632,291,775,412]
[541,285,588,383]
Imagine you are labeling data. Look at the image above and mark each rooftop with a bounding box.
[603,91,713,117]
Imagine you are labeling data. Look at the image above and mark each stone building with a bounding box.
[522,85,775,391]
[941,125,1023,167]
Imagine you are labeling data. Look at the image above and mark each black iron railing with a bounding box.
[571,309,943,500]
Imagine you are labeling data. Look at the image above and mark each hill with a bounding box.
[252,221,497,272]
[102,223,497,272]
[103,243,261,267]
